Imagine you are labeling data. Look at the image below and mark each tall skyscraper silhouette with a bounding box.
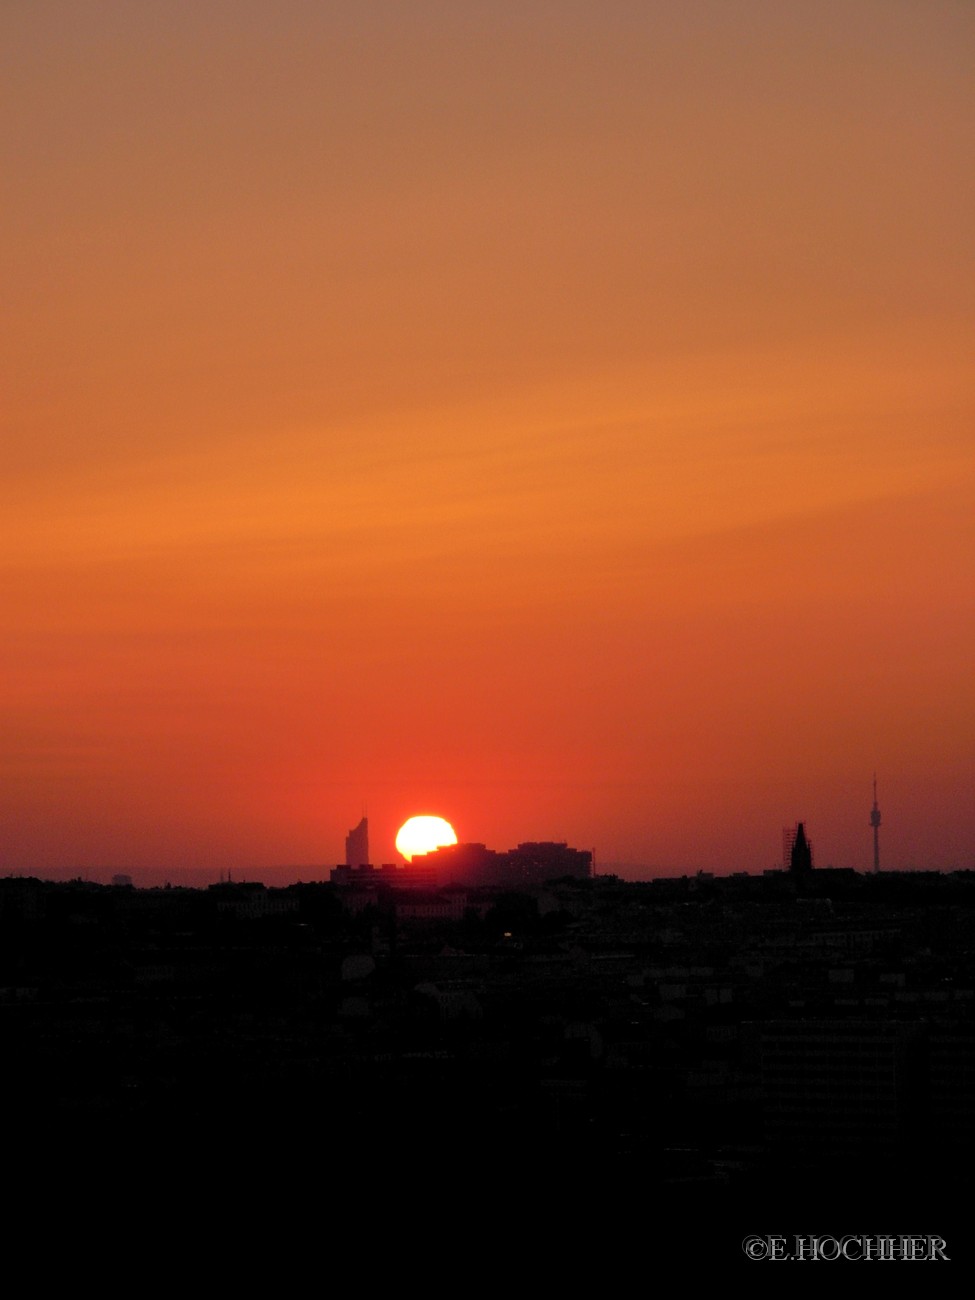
[345,816,369,867]
[870,775,882,873]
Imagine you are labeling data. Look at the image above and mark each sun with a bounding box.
[395,815,458,861]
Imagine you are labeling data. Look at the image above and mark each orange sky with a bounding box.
[3,2,973,881]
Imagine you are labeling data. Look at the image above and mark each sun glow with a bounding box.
[395,815,458,861]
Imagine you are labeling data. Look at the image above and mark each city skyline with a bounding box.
[0,786,949,890]
[3,3,973,883]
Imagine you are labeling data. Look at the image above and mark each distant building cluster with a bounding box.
[331,838,592,891]
[415,840,593,888]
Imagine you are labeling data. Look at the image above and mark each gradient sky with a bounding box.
[3,1,973,882]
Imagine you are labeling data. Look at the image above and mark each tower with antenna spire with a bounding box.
[870,775,881,873]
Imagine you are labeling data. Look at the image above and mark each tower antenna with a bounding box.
[870,774,882,873]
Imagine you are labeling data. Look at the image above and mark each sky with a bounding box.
[3,1,973,883]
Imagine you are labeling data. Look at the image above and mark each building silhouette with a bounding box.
[345,816,369,868]
[331,839,592,890]
[413,840,592,888]
[760,1020,924,1153]
[784,821,813,874]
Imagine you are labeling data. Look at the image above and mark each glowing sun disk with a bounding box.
[396,815,457,861]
